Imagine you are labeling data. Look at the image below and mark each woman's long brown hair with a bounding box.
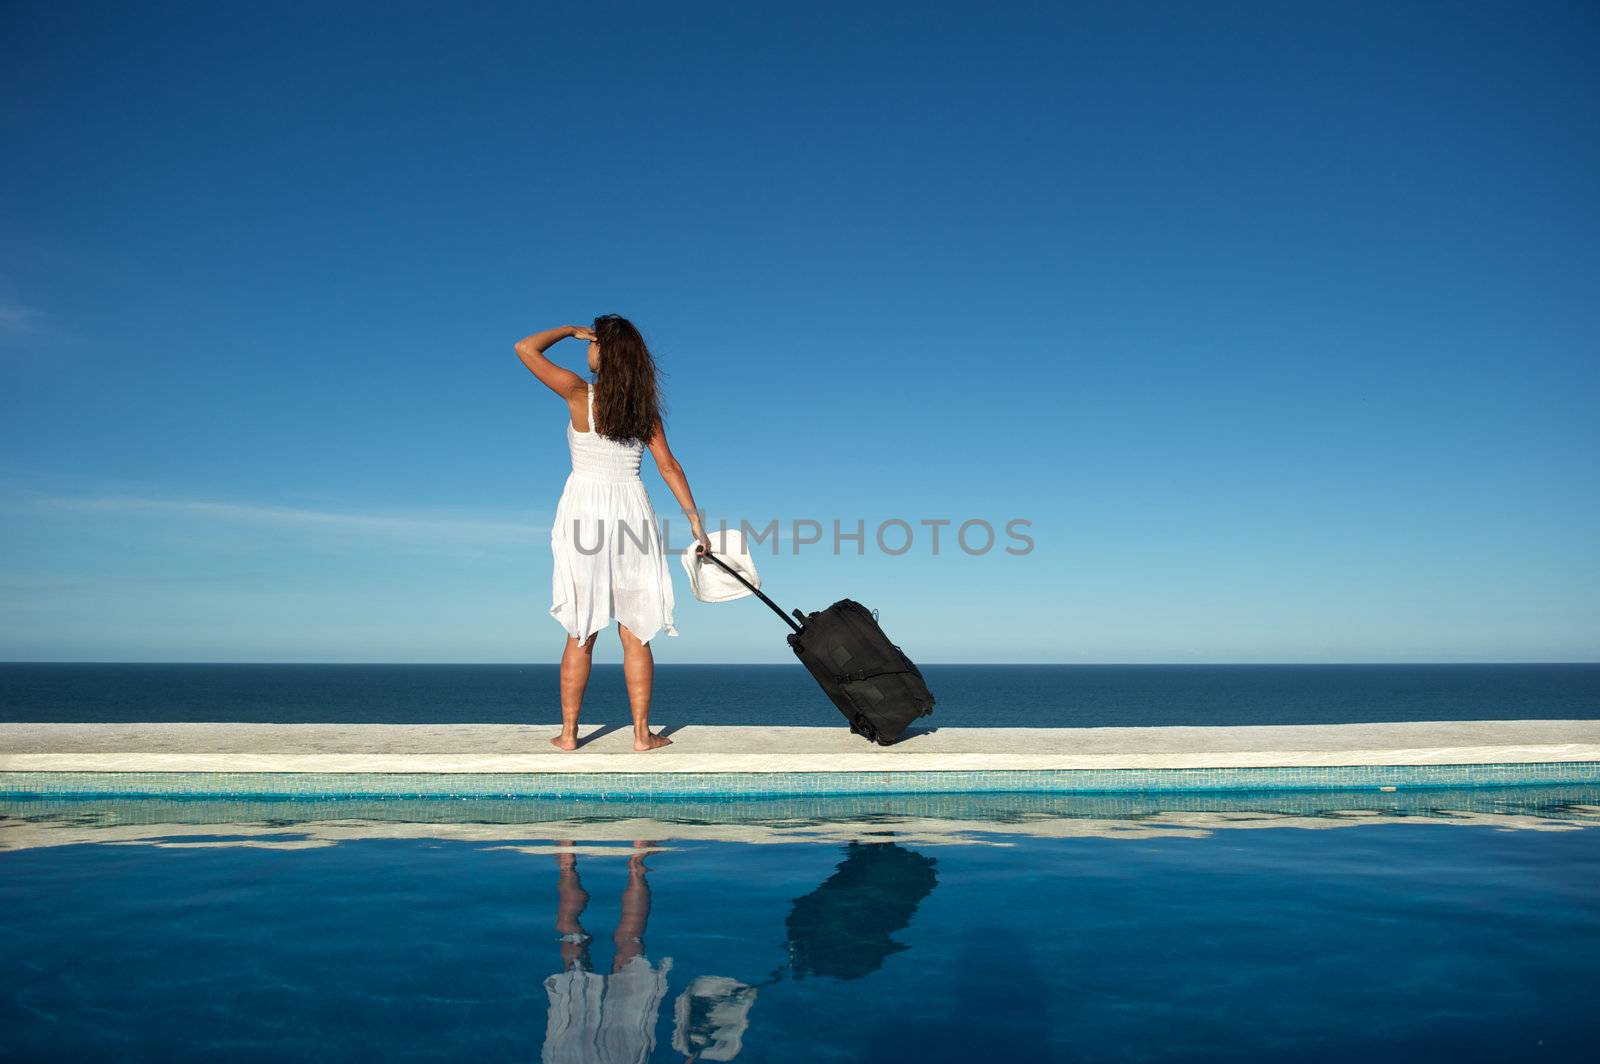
[591,313,664,443]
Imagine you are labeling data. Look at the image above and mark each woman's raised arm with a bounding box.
[514,325,592,399]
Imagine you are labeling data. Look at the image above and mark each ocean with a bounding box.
[2,662,1597,726]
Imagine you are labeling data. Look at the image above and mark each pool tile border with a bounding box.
[3,761,1599,800]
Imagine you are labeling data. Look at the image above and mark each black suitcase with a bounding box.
[701,551,936,744]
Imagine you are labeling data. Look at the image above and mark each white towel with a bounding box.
[671,975,758,1061]
[681,527,762,603]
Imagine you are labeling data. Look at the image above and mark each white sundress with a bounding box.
[542,955,674,1064]
[549,384,679,644]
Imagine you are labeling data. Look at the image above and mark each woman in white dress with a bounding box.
[515,316,709,752]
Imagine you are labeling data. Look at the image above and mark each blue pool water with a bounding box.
[3,790,1598,1060]
[4,662,1598,726]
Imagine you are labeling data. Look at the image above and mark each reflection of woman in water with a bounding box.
[542,840,935,1062]
[542,842,673,1064]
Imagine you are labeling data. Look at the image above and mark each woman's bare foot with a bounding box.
[633,731,673,752]
[549,734,579,751]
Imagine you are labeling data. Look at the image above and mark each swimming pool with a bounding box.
[3,788,1598,1060]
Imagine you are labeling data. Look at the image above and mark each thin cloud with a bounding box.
[38,494,547,546]
[0,569,323,594]
[0,299,50,340]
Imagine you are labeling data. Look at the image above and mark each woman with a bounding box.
[515,316,708,752]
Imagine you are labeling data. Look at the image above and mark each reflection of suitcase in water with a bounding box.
[785,842,939,978]
[699,551,936,744]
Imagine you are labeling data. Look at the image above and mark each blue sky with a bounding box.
[1,1,1595,664]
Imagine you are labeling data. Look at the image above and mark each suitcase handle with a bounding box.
[699,549,804,634]
[837,666,914,684]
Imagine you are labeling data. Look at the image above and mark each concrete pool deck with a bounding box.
[2,720,1598,775]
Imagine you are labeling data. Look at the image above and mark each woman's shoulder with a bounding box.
[565,382,592,432]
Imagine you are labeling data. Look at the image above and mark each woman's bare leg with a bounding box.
[550,632,599,751]
[554,843,592,970]
[612,843,653,972]
[618,623,672,751]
